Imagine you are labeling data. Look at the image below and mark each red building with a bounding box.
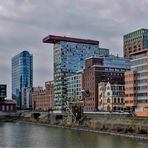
[32,81,54,111]
[82,56,130,112]
[0,100,16,112]
[45,81,54,110]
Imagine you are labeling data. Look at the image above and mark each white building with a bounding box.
[21,87,32,109]
[98,82,125,112]
[66,72,82,101]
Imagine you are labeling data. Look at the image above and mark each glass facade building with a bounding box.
[66,72,82,101]
[124,28,148,58]
[54,41,100,110]
[43,35,103,110]
[99,48,109,57]
[12,51,33,109]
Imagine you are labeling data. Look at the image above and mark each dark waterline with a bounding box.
[0,122,148,148]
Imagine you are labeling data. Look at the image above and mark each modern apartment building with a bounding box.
[66,72,82,101]
[123,28,148,58]
[125,48,148,113]
[32,81,54,111]
[82,56,130,112]
[98,82,125,112]
[43,35,104,111]
[12,51,33,109]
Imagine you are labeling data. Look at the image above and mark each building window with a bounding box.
[6,105,9,111]
[2,105,5,111]
[107,92,110,96]
[121,98,123,103]
[107,98,110,103]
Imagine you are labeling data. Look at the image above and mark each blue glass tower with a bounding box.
[12,51,33,109]
[43,35,103,110]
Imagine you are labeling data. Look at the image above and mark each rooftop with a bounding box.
[124,28,148,38]
[42,35,99,45]
[0,100,16,105]
[85,54,130,61]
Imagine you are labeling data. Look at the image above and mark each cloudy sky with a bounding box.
[0,0,148,98]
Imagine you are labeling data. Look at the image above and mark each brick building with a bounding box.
[0,100,16,112]
[32,81,54,111]
[45,81,54,110]
[82,56,130,112]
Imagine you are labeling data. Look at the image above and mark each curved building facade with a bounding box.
[12,51,33,109]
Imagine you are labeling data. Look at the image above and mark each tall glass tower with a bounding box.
[12,51,33,109]
[43,35,102,111]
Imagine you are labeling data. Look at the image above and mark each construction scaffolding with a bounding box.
[63,94,83,123]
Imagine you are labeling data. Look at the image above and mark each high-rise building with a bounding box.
[82,56,130,111]
[125,48,148,114]
[43,35,105,111]
[123,28,148,58]
[12,51,33,109]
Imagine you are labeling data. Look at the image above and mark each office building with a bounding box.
[82,56,130,111]
[125,48,148,114]
[12,51,33,109]
[124,28,148,58]
[43,35,104,111]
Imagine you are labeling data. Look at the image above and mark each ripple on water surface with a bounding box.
[0,122,148,148]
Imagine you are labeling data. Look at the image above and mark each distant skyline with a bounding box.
[0,0,148,98]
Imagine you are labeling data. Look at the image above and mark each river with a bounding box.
[0,122,148,148]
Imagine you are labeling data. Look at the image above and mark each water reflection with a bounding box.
[0,122,148,148]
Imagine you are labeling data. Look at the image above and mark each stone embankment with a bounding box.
[0,112,19,122]
[1,111,148,139]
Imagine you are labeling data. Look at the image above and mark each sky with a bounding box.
[0,0,148,98]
